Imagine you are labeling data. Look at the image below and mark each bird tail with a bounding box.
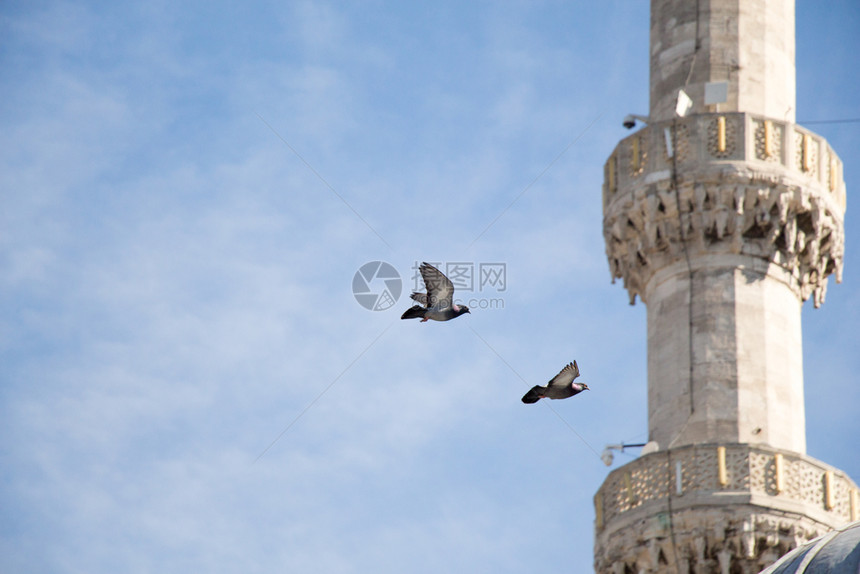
[410,292,428,305]
[401,305,426,320]
[521,386,545,404]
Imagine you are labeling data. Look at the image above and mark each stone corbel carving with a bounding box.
[648,538,661,570]
[731,186,746,253]
[604,181,845,308]
[741,518,757,559]
[717,547,733,574]
[659,187,678,218]
[790,524,809,550]
[694,536,707,574]
[713,518,728,543]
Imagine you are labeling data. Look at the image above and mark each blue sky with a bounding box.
[1,2,858,573]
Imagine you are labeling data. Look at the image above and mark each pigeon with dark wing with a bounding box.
[401,262,471,322]
[521,361,589,403]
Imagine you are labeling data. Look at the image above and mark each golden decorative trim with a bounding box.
[608,156,616,194]
[717,446,728,487]
[717,116,726,152]
[595,493,604,529]
[774,453,784,494]
[824,470,834,510]
[763,120,773,158]
[624,472,636,503]
[830,156,839,191]
[632,136,641,171]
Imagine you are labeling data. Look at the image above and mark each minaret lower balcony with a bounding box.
[593,443,860,574]
[601,112,846,308]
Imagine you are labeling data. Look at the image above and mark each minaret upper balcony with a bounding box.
[601,112,846,308]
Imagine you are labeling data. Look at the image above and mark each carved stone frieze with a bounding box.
[594,505,834,574]
[604,176,844,307]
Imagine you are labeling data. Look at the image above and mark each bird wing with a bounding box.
[419,262,454,308]
[410,292,428,306]
[547,361,579,389]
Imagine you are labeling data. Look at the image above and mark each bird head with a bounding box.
[459,306,471,315]
[577,382,590,391]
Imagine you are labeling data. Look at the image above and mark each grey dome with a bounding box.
[760,521,860,574]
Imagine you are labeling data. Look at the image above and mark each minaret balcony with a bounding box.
[601,112,846,308]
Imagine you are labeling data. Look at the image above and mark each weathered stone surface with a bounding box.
[649,0,795,124]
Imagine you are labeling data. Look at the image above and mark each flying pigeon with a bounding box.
[401,262,471,322]
[521,360,589,403]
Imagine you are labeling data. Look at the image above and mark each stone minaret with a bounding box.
[593,1,858,572]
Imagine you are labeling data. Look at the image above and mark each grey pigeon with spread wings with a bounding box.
[521,360,589,403]
[401,262,471,322]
